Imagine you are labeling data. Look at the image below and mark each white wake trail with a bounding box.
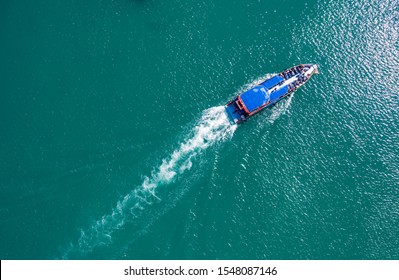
[63,106,236,258]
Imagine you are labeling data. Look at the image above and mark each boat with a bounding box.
[225,64,318,124]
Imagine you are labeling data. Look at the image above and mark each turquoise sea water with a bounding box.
[1,0,398,259]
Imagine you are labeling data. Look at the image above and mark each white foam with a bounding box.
[61,72,294,258]
[268,94,295,124]
[62,106,236,258]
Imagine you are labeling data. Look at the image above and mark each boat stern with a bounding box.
[225,99,246,124]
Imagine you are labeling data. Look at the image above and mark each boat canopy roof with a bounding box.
[261,75,284,89]
[239,85,270,113]
[238,75,285,113]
